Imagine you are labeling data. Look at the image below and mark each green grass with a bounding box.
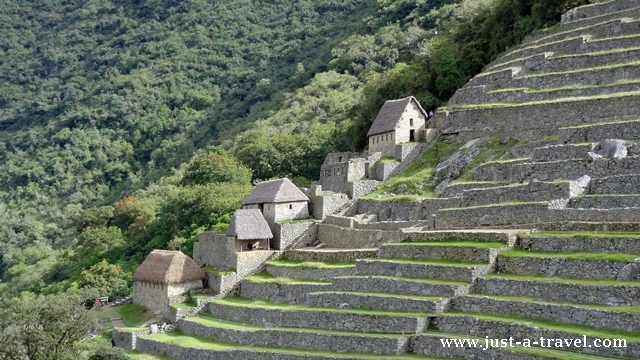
[244,271,331,284]
[214,297,430,317]
[443,311,640,343]
[267,258,355,269]
[520,231,640,239]
[172,302,197,309]
[368,258,484,267]
[455,136,519,182]
[500,248,640,262]
[484,272,640,286]
[362,141,460,200]
[116,327,148,333]
[335,275,469,286]
[118,304,150,327]
[93,306,120,320]
[388,240,505,248]
[126,350,173,360]
[144,331,440,359]
[379,156,400,163]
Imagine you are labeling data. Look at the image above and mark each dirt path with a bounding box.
[111,319,127,328]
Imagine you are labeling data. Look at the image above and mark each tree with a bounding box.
[0,290,99,360]
[88,347,131,360]
[78,260,132,299]
[180,146,252,186]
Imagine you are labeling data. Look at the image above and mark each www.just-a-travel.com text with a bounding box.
[440,336,627,350]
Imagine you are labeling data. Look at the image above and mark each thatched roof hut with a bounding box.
[226,209,273,239]
[242,178,309,205]
[133,250,206,285]
[367,96,428,137]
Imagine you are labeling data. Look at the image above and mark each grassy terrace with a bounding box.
[442,311,640,343]
[144,331,441,359]
[335,275,470,286]
[309,291,447,301]
[244,271,331,284]
[365,258,485,267]
[212,297,430,317]
[126,351,173,360]
[267,258,355,269]
[499,248,640,262]
[484,272,640,286]
[520,230,640,238]
[192,313,407,337]
[464,293,640,314]
[388,240,505,248]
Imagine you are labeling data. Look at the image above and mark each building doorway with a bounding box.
[409,130,415,142]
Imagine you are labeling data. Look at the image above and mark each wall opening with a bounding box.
[410,129,415,142]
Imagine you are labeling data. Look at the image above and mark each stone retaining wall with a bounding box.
[435,203,550,228]
[206,302,427,333]
[590,174,640,194]
[178,318,409,355]
[324,215,355,228]
[355,259,491,282]
[439,181,505,197]
[496,255,630,279]
[306,291,449,312]
[378,243,501,264]
[347,180,380,199]
[410,335,553,360]
[112,328,149,350]
[317,223,406,248]
[520,234,640,254]
[374,161,400,181]
[558,120,640,143]
[235,251,279,277]
[358,199,419,221]
[434,315,639,358]
[312,192,349,220]
[239,280,332,303]
[274,221,317,250]
[451,295,640,332]
[531,143,595,161]
[531,48,640,74]
[331,276,471,297]
[461,181,581,207]
[266,263,357,281]
[473,277,640,306]
[570,194,640,208]
[285,249,378,262]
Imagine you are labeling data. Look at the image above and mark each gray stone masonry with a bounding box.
[410,334,561,360]
[374,161,400,181]
[312,192,349,220]
[317,223,407,248]
[354,220,429,230]
[473,276,640,306]
[438,181,507,198]
[347,179,380,199]
[274,220,317,250]
[331,275,471,297]
[112,328,149,350]
[452,295,640,332]
[531,143,596,161]
[306,291,450,313]
[578,33,640,53]
[561,2,640,31]
[521,234,640,253]
[559,120,640,144]
[178,318,409,355]
[482,37,585,73]
[461,181,583,207]
[528,47,640,74]
[206,301,427,333]
[136,336,405,360]
[355,259,492,282]
[266,263,357,281]
[434,315,639,358]
[285,248,377,262]
[510,140,557,160]
[358,197,461,222]
[235,250,278,277]
[240,280,332,304]
[590,174,640,194]
[570,194,640,208]
[532,220,640,232]
[378,243,504,264]
[497,255,631,279]
[435,202,550,229]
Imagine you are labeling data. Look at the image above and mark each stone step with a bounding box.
[520,231,640,254]
[434,313,640,358]
[284,248,378,262]
[206,299,428,333]
[451,294,640,333]
[136,332,443,360]
[239,277,332,304]
[496,249,639,279]
[438,181,510,197]
[435,202,551,229]
[265,261,357,281]
[378,241,505,263]
[331,275,471,297]
[474,273,640,306]
[306,291,450,313]
[355,258,491,282]
[178,315,410,355]
[461,181,582,208]
[569,194,640,209]
[558,119,640,144]
[440,93,640,141]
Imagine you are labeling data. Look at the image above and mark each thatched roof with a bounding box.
[242,178,309,205]
[133,250,206,285]
[367,96,428,137]
[226,209,273,239]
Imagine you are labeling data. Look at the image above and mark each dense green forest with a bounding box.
[0,0,586,319]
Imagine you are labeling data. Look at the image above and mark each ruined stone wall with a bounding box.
[273,220,317,249]
[192,232,235,269]
[312,192,349,220]
[234,251,278,277]
[347,180,380,199]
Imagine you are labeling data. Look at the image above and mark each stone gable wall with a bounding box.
[369,131,397,157]
[132,281,169,313]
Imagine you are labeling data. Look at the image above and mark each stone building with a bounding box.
[367,96,428,157]
[242,178,310,223]
[132,250,206,313]
[226,209,274,252]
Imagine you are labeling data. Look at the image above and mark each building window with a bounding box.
[289,204,292,210]
[410,118,414,126]
[386,134,388,141]
[338,156,343,162]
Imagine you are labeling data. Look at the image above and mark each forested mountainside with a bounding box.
[0,0,585,301]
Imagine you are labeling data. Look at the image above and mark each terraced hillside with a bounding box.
[124,0,640,359]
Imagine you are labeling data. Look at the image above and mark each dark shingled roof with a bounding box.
[133,250,206,285]
[225,209,273,240]
[242,178,309,205]
[366,96,428,137]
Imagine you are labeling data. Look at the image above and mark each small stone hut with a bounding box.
[226,209,274,252]
[242,178,310,223]
[367,96,428,157]
[132,250,206,313]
